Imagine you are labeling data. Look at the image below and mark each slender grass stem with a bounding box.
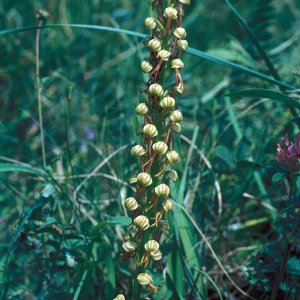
[175,202,256,300]
[35,19,47,169]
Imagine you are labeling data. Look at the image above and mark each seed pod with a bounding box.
[148,39,161,52]
[122,241,137,252]
[171,58,184,69]
[152,141,168,155]
[143,124,158,138]
[144,240,159,253]
[145,17,156,30]
[174,27,186,39]
[157,49,171,61]
[155,183,170,197]
[137,172,152,186]
[177,39,188,51]
[179,0,190,4]
[166,170,178,182]
[137,273,153,285]
[162,198,174,213]
[170,110,183,122]
[172,122,182,133]
[151,250,162,261]
[164,7,177,19]
[167,150,180,164]
[124,197,139,211]
[141,61,153,73]
[113,294,126,300]
[160,96,175,108]
[131,145,145,157]
[135,103,148,115]
[134,215,150,230]
[149,83,164,97]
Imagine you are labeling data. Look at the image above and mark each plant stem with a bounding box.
[35,19,47,168]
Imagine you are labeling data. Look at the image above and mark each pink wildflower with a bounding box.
[276,134,300,171]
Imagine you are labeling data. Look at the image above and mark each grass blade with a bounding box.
[0,163,46,176]
[223,0,281,82]
[0,24,295,90]
[227,89,300,110]
[73,270,88,300]
[194,269,224,300]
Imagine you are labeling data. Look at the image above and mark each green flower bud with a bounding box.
[160,96,175,108]
[149,83,164,97]
[137,172,152,186]
[148,39,161,52]
[135,103,148,115]
[177,39,188,51]
[113,294,126,300]
[143,124,158,138]
[164,7,178,19]
[131,145,146,157]
[166,169,179,182]
[155,183,170,198]
[171,58,184,69]
[162,198,174,213]
[167,150,180,164]
[141,61,153,73]
[151,250,162,261]
[137,273,153,285]
[124,197,139,211]
[170,110,183,122]
[36,9,49,19]
[122,241,137,252]
[175,82,184,94]
[128,176,137,184]
[174,27,186,39]
[144,240,159,253]
[145,17,156,30]
[134,215,150,230]
[172,122,182,133]
[152,141,168,155]
[157,49,171,61]
[179,0,190,4]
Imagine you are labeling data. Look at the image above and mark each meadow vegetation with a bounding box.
[0,0,300,299]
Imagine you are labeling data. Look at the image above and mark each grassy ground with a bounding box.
[0,0,300,299]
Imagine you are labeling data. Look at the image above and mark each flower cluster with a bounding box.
[115,0,190,298]
[277,133,300,171]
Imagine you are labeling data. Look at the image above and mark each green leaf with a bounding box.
[206,48,253,67]
[236,136,252,160]
[106,216,131,226]
[272,172,285,183]
[236,160,259,170]
[228,89,300,110]
[0,163,46,176]
[91,222,108,236]
[286,257,300,276]
[215,145,236,169]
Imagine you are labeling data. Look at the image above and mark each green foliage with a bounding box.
[0,0,299,299]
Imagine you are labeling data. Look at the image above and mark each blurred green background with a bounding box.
[0,0,300,299]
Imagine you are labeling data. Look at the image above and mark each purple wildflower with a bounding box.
[84,129,95,140]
